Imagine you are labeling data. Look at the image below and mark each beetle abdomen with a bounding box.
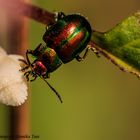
[43,14,92,63]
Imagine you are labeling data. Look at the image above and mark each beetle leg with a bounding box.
[76,55,84,62]
[20,65,30,72]
[29,43,45,57]
[43,73,50,79]
[26,50,32,66]
[26,74,30,82]
[19,59,30,71]
[76,45,100,62]
[90,46,100,57]
[76,46,90,62]
[19,50,32,71]
[24,71,31,81]
[18,59,28,65]
[55,12,66,21]
[47,73,50,78]
[45,12,66,29]
[85,45,100,58]
[30,75,37,82]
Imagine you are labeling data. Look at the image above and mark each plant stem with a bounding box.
[0,0,55,25]
[6,0,30,138]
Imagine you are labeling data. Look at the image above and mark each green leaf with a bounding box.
[91,12,140,77]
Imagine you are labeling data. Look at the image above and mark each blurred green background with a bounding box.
[1,0,140,140]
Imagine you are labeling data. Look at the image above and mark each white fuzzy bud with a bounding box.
[0,47,28,106]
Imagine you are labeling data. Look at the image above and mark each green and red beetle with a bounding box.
[21,12,95,102]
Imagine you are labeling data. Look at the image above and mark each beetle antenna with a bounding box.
[39,76,63,103]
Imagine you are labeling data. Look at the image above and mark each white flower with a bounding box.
[0,47,28,106]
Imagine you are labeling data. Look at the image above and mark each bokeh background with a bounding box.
[0,0,140,140]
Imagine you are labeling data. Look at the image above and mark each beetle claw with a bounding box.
[54,12,66,21]
[90,47,101,57]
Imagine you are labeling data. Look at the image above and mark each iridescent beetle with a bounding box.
[21,12,97,103]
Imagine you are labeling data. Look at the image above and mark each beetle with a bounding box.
[20,12,98,103]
